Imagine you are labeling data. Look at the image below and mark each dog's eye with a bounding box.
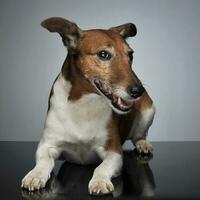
[97,50,112,61]
[128,51,133,61]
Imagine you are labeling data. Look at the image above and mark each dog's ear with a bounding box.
[41,17,82,51]
[109,23,137,38]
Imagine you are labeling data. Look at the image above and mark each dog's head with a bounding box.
[41,17,145,114]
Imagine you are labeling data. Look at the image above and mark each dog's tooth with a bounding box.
[118,97,129,109]
[117,97,122,105]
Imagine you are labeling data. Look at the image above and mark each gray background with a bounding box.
[0,0,200,141]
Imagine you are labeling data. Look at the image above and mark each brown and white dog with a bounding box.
[21,17,155,195]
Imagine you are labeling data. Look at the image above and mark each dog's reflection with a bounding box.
[122,151,155,198]
[21,150,155,199]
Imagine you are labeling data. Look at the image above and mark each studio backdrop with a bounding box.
[0,0,200,141]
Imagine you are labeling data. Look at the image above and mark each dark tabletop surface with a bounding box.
[0,141,200,200]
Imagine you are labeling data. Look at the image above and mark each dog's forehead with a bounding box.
[80,29,129,52]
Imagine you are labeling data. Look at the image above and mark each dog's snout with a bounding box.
[128,84,145,99]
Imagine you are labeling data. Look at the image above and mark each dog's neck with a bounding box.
[61,52,96,101]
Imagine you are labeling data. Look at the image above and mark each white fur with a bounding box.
[42,73,112,164]
[22,74,123,192]
[113,87,130,100]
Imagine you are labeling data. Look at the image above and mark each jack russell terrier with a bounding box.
[21,17,155,195]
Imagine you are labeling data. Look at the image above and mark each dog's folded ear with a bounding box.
[41,17,82,51]
[109,23,137,38]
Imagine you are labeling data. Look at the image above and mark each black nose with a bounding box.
[129,84,145,99]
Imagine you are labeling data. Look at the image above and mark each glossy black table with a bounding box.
[0,142,200,200]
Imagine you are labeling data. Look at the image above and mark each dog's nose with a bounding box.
[129,84,145,99]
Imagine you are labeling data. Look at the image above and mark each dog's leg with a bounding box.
[89,151,122,195]
[130,92,155,153]
[89,120,123,195]
[21,142,59,191]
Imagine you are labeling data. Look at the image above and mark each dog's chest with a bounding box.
[47,74,112,146]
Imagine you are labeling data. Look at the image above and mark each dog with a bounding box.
[21,17,155,195]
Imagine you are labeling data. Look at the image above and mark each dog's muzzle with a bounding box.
[93,78,135,113]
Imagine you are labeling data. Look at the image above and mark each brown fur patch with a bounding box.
[134,91,153,111]
[105,114,123,155]
[47,74,59,112]
[61,53,97,101]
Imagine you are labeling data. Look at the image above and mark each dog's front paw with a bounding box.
[88,177,114,195]
[21,168,49,191]
[135,139,153,154]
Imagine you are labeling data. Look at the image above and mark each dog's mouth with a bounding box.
[93,79,134,113]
